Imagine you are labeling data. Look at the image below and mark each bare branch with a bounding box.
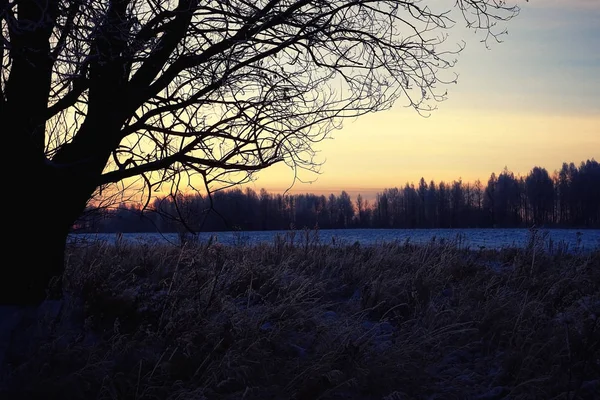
[3,0,520,204]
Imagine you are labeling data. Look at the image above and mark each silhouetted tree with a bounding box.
[566,163,580,224]
[355,195,372,228]
[556,163,571,225]
[1,0,521,304]
[526,167,554,226]
[417,178,428,227]
[484,173,497,226]
[387,187,402,227]
[356,194,365,227]
[337,191,354,228]
[450,179,464,228]
[570,160,600,226]
[494,168,522,227]
[426,180,438,228]
[375,191,389,228]
[437,181,450,228]
[473,179,483,209]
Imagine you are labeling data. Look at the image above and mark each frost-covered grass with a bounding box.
[2,235,599,399]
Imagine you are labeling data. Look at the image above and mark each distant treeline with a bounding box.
[77,159,600,232]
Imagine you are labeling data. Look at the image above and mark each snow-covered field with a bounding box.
[70,228,600,251]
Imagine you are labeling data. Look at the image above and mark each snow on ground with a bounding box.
[70,228,600,252]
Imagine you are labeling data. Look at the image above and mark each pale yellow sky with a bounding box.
[250,111,599,196]
[243,2,600,199]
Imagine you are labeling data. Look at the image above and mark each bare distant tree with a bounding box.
[1,0,520,304]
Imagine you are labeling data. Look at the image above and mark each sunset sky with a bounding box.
[244,0,600,200]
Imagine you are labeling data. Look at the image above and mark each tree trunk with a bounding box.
[1,216,69,305]
[1,168,90,306]
[0,0,122,307]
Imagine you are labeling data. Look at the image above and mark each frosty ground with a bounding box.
[2,234,599,399]
[70,227,600,251]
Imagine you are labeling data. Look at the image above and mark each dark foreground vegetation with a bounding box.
[2,234,599,399]
[80,159,600,233]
